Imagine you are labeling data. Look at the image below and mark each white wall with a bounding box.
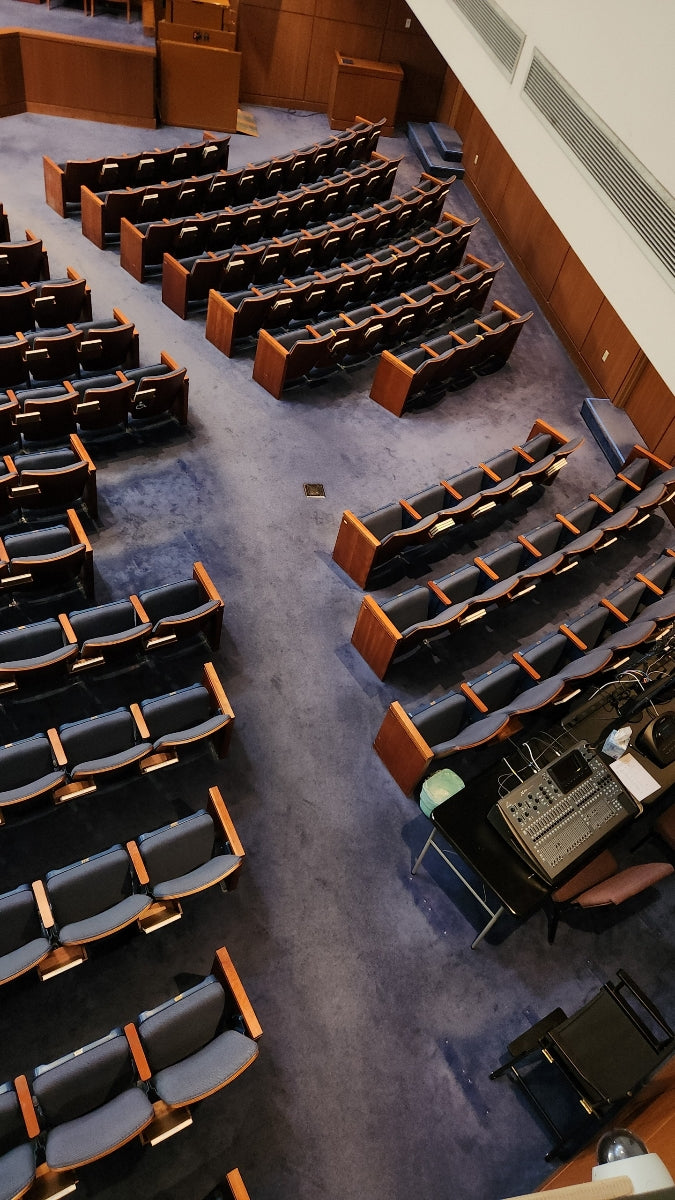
[407,0,675,393]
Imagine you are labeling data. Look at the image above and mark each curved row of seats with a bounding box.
[369,300,534,416]
[251,257,503,399]
[0,230,49,287]
[0,268,91,336]
[163,175,455,318]
[351,449,675,678]
[0,561,222,693]
[2,352,189,446]
[0,660,234,822]
[0,786,243,987]
[374,546,675,794]
[119,150,403,279]
[204,217,475,358]
[0,309,139,392]
[0,944,260,1190]
[332,419,584,587]
[0,437,97,521]
[44,132,232,217]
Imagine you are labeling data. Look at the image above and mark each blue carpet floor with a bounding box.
[0,40,674,1199]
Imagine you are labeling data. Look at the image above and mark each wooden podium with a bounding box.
[157,20,240,131]
[328,52,403,137]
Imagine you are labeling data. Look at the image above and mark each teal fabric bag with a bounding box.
[419,769,465,817]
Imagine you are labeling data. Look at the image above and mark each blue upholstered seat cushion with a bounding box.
[0,734,65,807]
[59,708,151,776]
[0,937,51,986]
[68,600,150,649]
[0,1141,35,1200]
[152,1028,258,1107]
[46,845,152,943]
[4,525,71,559]
[44,1087,153,1171]
[141,684,227,750]
[34,1030,153,1170]
[138,811,215,886]
[0,619,71,670]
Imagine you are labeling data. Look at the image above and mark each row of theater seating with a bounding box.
[1,786,243,987]
[1,352,189,444]
[119,150,403,279]
[0,309,139,391]
[0,269,92,336]
[0,944,260,1192]
[47,118,381,223]
[332,419,583,587]
[162,174,454,317]
[0,230,49,287]
[0,436,97,520]
[251,258,504,399]
[0,660,234,820]
[351,448,675,678]
[0,561,223,693]
[204,216,476,358]
[44,132,232,217]
[375,546,675,794]
[369,300,534,416]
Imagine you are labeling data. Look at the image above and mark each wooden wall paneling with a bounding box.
[304,18,382,108]
[580,297,641,400]
[238,0,314,13]
[379,28,446,121]
[452,84,475,139]
[495,168,568,297]
[384,0,425,35]
[321,0,389,29]
[19,33,156,126]
[473,125,512,217]
[436,66,461,126]
[623,361,675,453]
[238,7,313,105]
[548,246,604,347]
[0,32,24,117]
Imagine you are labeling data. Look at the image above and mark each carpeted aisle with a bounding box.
[0,47,673,1200]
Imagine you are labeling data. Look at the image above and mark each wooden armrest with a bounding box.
[208,785,245,858]
[478,461,501,482]
[527,417,568,446]
[130,593,150,623]
[440,480,463,500]
[474,556,499,580]
[58,612,78,646]
[32,879,56,931]
[126,839,150,887]
[160,350,180,371]
[600,598,629,622]
[419,343,439,357]
[589,492,613,512]
[460,682,488,712]
[512,443,535,463]
[214,946,262,1040]
[616,471,642,491]
[559,624,588,650]
[124,1022,152,1082]
[131,702,151,740]
[622,445,670,473]
[47,727,67,768]
[635,572,663,595]
[512,651,540,679]
[66,508,92,553]
[399,499,422,520]
[203,661,234,719]
[225,1169,251,1200]
[70,433,96,472]
[427,581,451,607]
[517,534,541,557]
[14,1076,40,1140]
[492,299,519,319]
[555,513,581,534]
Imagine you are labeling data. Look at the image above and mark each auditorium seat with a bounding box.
[0,1079,37,1200]
[0,509,93,598]
[137,561,224,650]
[0,617,79,694]
[42,844,154,958]
[332,418,581,587]
[137,663,235,768]
[0,732,67,822]
[133,947,261,1140]
[30,1029,154,1172]
[0,233,49,286]
[57,707,154,792]
[0,884,52,986]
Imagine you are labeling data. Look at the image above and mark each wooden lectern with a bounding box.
[328,51,404,137]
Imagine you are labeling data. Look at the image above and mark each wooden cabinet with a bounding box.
[158,23,241,130]
[327,51,403,136]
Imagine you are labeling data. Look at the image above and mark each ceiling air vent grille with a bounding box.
[450,0,524,78]
[524,51,675,281]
